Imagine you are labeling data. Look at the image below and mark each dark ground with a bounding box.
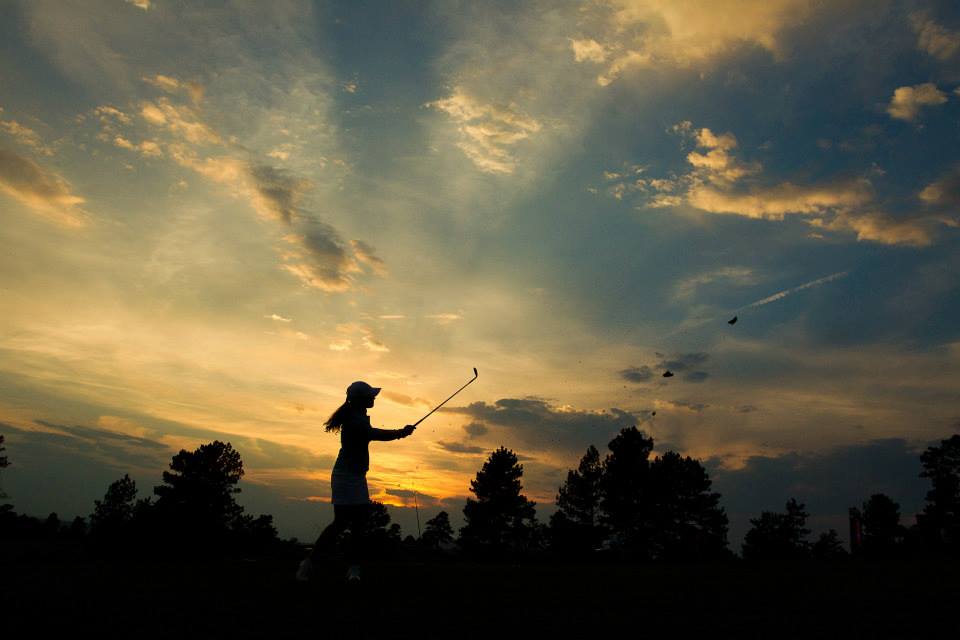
[4,541,959,639]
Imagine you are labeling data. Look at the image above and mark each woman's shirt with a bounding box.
[332,407,405,475]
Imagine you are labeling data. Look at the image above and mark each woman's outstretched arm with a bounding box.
[370,425,415,441]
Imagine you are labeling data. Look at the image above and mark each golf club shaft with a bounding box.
[412,368,478,427]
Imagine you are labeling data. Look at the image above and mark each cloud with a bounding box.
[684,128,760,186]
[709,438,929,543]
[247,164,311,225]
[886,83,948,122]
[620,365,654,382]
[435,441,487,455]
[659,352,709,372]
[350,240,387,277]
[608,121,948,246]
[0,148,86,227]
[574,0,815,86]
[265,314,292,323]
[383,488,440,508]
[684,371,710,383]
[124,0,151,10]
[809,211,935,247]
[0,111,53,156]
[425,313,463,324]
[142,74,204,103]
[687,180,872,220]
[674,267,757,301]
[570,38,607,63]
[446,398,639,451]
[911,13,960,60]
[667,400,709,412]
[919,166,960,208]
[111,135,163,157]
[463,422,488,438]
[380,391,430,408]
[427,88,542,174]
[140,98,220,144]
[328,338,352,352]
[128,83,385,294]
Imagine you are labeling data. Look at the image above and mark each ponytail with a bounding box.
[324,400,354,433]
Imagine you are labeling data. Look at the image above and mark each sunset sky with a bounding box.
[2,0,959,544]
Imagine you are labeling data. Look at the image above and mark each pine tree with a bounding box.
[460,447,537,552]
[741,498,811,561]
[647,451,729,559]
[812,529,847,560]
[90,474,139,538]
[421,511,454,548]
[861,493,903,556]
[550,445,605,552]
[153,441,245,541]
[917,434,960,550]
[0,434,8,500]
[599,427,655,552]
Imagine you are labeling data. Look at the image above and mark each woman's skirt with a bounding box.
[330,468,369,505]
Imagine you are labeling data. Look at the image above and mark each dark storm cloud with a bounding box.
[446,398,638,452]
[708,438,930,544]
[659,352,709,372]
[435,441,486,455]
[31,420,171,469]
[622,354,710,385]
[385,488,441,507]
[462,422,488,438]
[246,163,385,291]
[248,164,310,225]
[668,400,708,413]
[619,365,653,382]
[0,147,85,224]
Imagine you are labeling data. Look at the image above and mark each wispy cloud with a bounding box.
[0,148,86,227]
[911,13,960,60]
[428,89,542,175]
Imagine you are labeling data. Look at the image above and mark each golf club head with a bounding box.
[473,367,478,377]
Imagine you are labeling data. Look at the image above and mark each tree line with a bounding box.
[2,429,959,561]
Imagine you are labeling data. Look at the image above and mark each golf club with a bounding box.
[411,367,478,427]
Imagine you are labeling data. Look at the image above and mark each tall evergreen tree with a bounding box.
[812,529,847,560]
[460,447,537,552]
[741,498,811,561]
[550,445,605,552]
[599,427,655,552]
[861,493,903,556]
[153,441,245,541]
[647,451,729,559]
[917,434,960,550]
[0,434,8,500]
[90,474,139,538]
[421,511,454,549]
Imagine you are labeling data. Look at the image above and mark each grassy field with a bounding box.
[4,541,958,638]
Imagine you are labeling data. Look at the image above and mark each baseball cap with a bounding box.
[346,380,381,399]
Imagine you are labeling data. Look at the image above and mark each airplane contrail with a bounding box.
[743,270,849,309]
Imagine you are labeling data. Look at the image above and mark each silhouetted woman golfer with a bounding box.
[296,381,415,583]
